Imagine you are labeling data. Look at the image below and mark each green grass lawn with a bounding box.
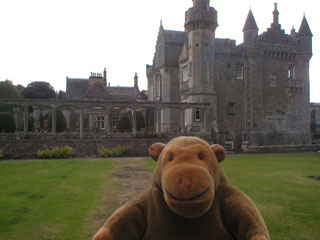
[0,159,117,240]
[1,153,320,240]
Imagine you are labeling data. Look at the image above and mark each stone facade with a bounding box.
[147,0,314,151]
[65,70,147,132]
[310,103,320,144]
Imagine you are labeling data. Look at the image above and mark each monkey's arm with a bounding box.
[92,200,147,240]
[221,186,270,240]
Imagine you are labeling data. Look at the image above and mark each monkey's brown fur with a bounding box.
[93,136,270,240]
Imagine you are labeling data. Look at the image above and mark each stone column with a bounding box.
[132,109,137,134]
[105,107,111,133]
[156,109,161,133]
[79,108,84,138]
[33,106,41,130]
[24,106,28,134]
[62,109,70,130]
[180,110,185,133]
[13,107,20,131]
[201,110,207,133]
[52,107,56,133]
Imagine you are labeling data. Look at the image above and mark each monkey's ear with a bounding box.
[149,143,166,161]
[211,144,226,163]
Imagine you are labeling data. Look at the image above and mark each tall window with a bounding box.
[112,116,119,128]
[93,116,105,129]
[194,108,201,122]
[182,66,188,82]
[288,65,295,79]
[189,61,192,76]
[156,72,162,101]
[236,65,244,80]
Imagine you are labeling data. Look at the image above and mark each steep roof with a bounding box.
[106,86,139,99]
[163,29,187,44]
[298,16,313,36]
[257,27,296,44]
[243,9,259,31]
[66,78,89,99]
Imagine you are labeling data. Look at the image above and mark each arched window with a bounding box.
[156,72,162,101]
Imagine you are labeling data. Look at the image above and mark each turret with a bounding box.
[184,0,217,89]
[271,3,280,29]
[297,15,313,55]
[243,9,259,46]
[185,0,217,33]
[134,73,139,89]
[182,0,219,133]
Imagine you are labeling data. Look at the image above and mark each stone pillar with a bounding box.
[62,109,70,130]
[33,106,41,130]
[79,108,84,138]
[105,107,111,133]
[13,107,20,131]
[202,110,207,133]
[52,107,56,133]
[180,110,185,133]
[133,109,137,134]
[24,106,28,134]
[156,109,161,133]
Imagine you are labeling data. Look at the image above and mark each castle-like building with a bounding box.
[147,0,313,150]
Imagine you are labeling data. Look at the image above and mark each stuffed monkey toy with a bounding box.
[93,136,270,240]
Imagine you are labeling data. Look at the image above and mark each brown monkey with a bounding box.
[93,136,269,240]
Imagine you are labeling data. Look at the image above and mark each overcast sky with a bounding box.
[0,0,319,102]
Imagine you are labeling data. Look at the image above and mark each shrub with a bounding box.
[47,109,67,132]
[98,147,114,158]
[136,111,145,131]
[36,149,52,159]
[117,115,131,132]
[0,112,16,132]
[36,146,74,159]
[98,146,127,158]
[59,146,75,158]
[113,146,127,156]
[0,148,4,159]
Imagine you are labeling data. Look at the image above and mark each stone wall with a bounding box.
[0,133,215,159]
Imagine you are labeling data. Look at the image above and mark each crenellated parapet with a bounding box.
[185,0,217,32]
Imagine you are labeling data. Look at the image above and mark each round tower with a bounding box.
[183,0,218,133]
[297,15,313,56]
[185,0,217,90]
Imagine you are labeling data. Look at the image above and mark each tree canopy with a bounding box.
[22,81,56,99]
[0,80,22,99]
[0,80,23,113]
[0,112,16,133]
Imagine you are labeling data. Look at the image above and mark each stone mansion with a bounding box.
[146,0,314,150]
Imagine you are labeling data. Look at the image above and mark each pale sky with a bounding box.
[0,0,319,102]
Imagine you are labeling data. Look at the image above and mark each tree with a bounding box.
[22,81,56,99]
[47,109,67,132]
[117,115,131,132]
[0,112,16,133]
[136,111,145,131]
[0,80,23,113]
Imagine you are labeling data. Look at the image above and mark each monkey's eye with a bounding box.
[198,153,204,160]
[169,154,174,161]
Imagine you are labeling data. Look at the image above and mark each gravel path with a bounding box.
[89,157,153,238]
